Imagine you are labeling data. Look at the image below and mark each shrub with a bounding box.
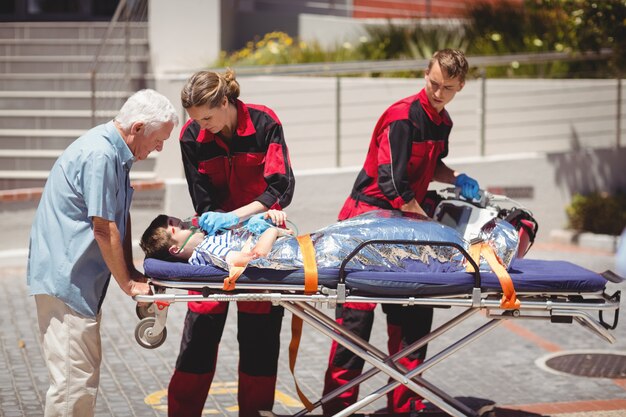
[215,31,362,67]
[465,0,626,78]
[215,1,626,78]
[566,192,626,235]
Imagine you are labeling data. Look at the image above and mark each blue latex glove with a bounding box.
[455,174,480,200]
[198,211,239,235]
[244,213,274,235]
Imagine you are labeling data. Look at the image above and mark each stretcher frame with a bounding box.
[133,239,622,417]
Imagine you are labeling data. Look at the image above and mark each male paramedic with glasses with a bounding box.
[323,49,480,415]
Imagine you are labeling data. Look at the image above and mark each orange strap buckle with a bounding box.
[284,235,320,410]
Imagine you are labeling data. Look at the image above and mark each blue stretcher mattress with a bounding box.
[143,258,608,296]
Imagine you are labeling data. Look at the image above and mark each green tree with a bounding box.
[465,0,626,77]
[562,0,626,72]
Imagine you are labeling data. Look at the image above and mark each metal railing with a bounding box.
[90,4,618,168]
[176,49,618,166]
[198,49,613,77]
[90,0,148,126]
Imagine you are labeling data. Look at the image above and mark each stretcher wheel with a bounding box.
[135,303,154,319]
[134,317,167,349]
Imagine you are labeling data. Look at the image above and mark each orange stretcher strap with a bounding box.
[288,315,315,411]
[286,235,319,410]
[223,236,254,291]
[466,242,520,310]
[296,234,318,294]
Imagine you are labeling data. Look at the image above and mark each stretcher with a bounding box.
[133,237,622,417]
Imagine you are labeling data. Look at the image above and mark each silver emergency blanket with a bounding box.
[255,210,467,272]
[475,217,520,268]
[203,209,519,273]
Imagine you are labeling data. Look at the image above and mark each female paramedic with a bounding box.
[322,49,480,415]
[168,69,295,417]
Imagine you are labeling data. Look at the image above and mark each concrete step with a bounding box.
[0,21,155,192]
[0,73,154,91]
[0,55,150,74]
[0,150,157,172]
[0,90,129,110]
[0,149,64,171]
[0,38,148,56]
[0,129,84,150]
[0,22,148,40]
[0,109,115,129]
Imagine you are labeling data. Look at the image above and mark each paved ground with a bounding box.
[1,205,625,417]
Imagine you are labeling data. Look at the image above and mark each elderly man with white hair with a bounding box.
[27,89,179,417]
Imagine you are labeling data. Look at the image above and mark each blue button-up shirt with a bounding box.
[27,121,134,317]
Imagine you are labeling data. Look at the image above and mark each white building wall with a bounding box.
[298,14,465,49]
[148,0,222,74]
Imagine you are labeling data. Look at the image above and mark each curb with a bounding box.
[0,187,42,203]
[0,181,164,203]
[550,229,621,253]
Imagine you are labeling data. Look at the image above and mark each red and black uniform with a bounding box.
[323,89,451,415]
[169,100,295,417]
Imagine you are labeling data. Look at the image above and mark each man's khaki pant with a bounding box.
[35,294,102,417]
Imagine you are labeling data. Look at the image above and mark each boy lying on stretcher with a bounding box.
[139,209,293,269]
[139,209,521,274]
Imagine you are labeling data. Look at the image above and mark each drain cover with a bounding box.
[542,351,626,378]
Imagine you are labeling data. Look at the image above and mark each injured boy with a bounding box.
[139,209,293,271]
[140,209,522,274]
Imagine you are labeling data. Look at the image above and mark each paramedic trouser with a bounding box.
[168,300,283,417]
[322,303,433,415]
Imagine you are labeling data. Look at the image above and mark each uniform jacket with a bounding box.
[180,99,295,214]
[339,88,452,220]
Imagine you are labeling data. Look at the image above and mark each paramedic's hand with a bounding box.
[265,209,287,227]
[245,213,274,234]
[400,199,428,217]
[199,211,239,235]
[455,174,480,200]
[245,210,287,234]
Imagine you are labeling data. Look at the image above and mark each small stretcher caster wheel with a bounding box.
[135,317,167,349]
[136,302,154,319]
